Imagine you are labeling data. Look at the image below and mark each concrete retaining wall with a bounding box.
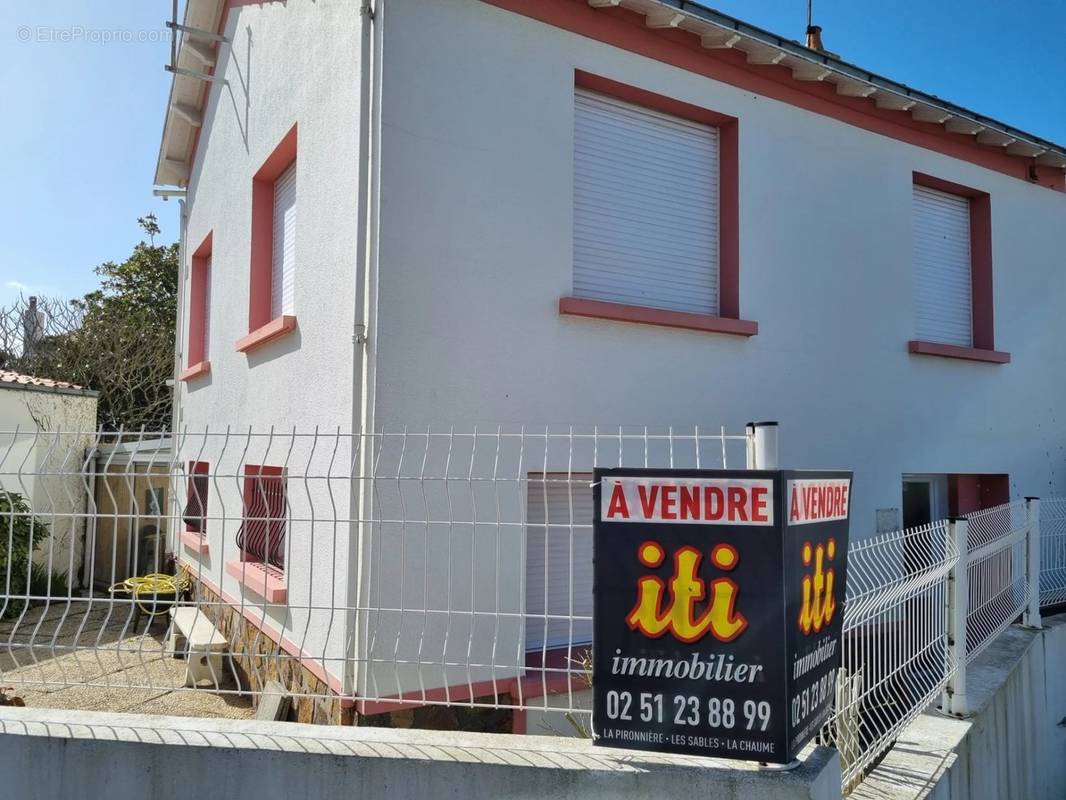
[0,706,839,800]
[3,617,1064,799]
[855,615,1066,800]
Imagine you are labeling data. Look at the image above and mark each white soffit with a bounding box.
[587,0,1066,171]
[154,0,1066,188]
[154,0,226,188]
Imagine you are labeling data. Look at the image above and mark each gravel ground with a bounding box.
[0,602,255,719]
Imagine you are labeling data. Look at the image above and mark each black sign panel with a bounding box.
[592,468,851,763]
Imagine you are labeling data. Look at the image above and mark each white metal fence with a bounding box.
[0,425,1058,794]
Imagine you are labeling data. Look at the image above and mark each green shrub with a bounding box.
[0,493,51,619]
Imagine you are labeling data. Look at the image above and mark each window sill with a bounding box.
[225,560,287,603]
[236,315,298,354]
[180,531,209,554]
[559,297,758,337]
[179,361,211,382]
[908,340,1010,364]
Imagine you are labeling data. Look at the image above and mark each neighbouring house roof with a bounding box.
[154,0,1066,190]
[0,370,98,398]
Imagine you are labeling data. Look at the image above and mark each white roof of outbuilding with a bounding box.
[154,0,1066,188]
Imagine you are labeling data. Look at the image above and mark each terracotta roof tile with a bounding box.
[0,370,85,391]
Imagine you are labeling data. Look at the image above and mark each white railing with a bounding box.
[828,519,956,790]
[0,425,1059,795]
[1040,496,1066,608]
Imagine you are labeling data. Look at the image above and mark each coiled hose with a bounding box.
[109,572,190,616]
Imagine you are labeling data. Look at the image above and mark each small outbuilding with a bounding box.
[0,370,98,590]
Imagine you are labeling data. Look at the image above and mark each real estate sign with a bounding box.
[592,468,851,764]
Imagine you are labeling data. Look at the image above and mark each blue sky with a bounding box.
[1,1,1063,308]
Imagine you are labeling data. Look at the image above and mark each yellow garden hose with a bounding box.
[109,573,190,615]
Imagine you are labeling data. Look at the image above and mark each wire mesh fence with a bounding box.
[962,501,1030,662]
[1041,497,1066,607]
[826,520,955,790]
[0,425,750,720]
[0,425,1057,793]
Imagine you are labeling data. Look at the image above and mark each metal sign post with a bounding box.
[592,468,851,764]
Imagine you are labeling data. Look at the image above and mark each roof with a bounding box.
[154,0,1066,189]
[0,371,98,398]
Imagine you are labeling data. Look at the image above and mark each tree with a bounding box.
[0,215,179,431]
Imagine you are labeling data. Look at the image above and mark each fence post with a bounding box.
[746,421,778,470]
[944,517,969,717]
[1024,497,1042,629]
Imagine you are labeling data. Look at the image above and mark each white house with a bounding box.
[154,0,1066,726]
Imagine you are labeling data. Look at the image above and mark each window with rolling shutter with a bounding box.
[573,89,720,316]
[271,162,296,318]
[912,184,973,347]
[525,475,593,651]
[202,255,211,360]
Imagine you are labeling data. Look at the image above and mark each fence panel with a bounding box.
[827,520,955,791]
[963,501,1030,661]
[1041,497,1066,607]
[0,426,751,723]
[0,426,1062,795]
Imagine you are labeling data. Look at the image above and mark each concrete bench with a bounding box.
[169,607,229,688]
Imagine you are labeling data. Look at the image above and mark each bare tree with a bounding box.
[0,216,178,431]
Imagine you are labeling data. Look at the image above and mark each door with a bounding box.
[902,475,948,529]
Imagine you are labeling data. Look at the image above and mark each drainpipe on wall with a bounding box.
[348,0,383,705]
[166,197,188,560]
[171,197,188,440]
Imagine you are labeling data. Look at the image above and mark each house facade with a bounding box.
[155,0,1066,724]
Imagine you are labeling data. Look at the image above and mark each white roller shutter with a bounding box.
[271,162,297,318]
[912,185,973,347]
[203,255,211,360]
[573,89,720,315]
[525,476,593,651]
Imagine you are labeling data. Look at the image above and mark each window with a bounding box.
[238,123,298,353]
[237,466,287,569]
[227,465,288,602]
[560,72,755,337]
[525,474,593,651]
[183,462,210,533]
[271,162,296,319]
[180,232,212,381]
[574,89,720,314]
[181,461,210,553]
[912,185,973,347]
[909,173,1008,364]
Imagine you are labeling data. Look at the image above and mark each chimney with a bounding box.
[805,24,825,52]
[22,296,46,358]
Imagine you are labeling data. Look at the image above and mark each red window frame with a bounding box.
[179,232,213,381]
[908,172,1009,365]
[237,123,299,354]
[237,465,287,569]
[558,70,756,337]
[226,464,289,603]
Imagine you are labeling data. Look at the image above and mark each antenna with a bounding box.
[807,0,813,29]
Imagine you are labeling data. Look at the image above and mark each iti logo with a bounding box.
[626,541,748,643]
[798,538,838,635]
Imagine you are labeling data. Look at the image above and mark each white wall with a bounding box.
[0,388,97,590]
[176,0,364,691]
[372,0,1066,531]
[353,0,1066,698]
